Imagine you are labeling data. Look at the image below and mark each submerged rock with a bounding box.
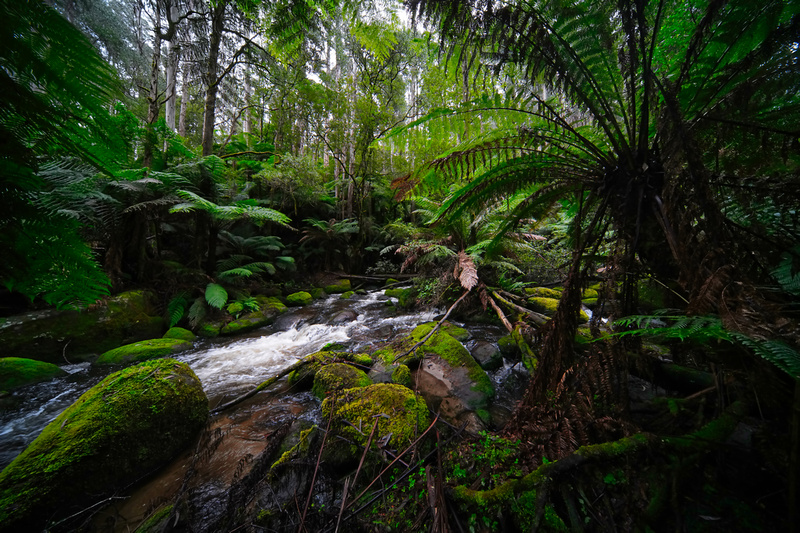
[0,290,164,363]
[0,358,208,532]
[470,340,503,371]
[0,357,66,391]
[95,338,192,365]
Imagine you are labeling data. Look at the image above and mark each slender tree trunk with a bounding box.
[243,65,252,142]
[143,16,162,168]
[164,40,179,132]
[178,62,188,137]
[201,0,226,157]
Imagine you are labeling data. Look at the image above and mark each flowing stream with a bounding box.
[0,289,444,469]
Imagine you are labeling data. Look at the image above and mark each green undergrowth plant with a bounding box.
[610,312,800,378]
[446,431,523,489]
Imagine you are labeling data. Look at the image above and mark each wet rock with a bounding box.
[470,340,503,371]
[339,290,355,299]
[330,309,358,324]
[384,287,415,308]
[287,351,373,388]
[0,290,164,363]
[217,296,287,336]
[0,357,66,391]
[0,359,208,532]
[95,338,192,365]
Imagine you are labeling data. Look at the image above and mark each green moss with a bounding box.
[258,295,288,313]
[309,288,326,299]
[440,322,469,341]
[525,287,563,299]
[286,291,313,306]
[287,351,374,387]
[527,296,560,316]
[581,297,599,307]
[407,323,494,398]
[391,364,412,387]
[340,290,355,299]
[322,384,430,456]
[324,279,351,294]
[312,363,372,399]
[135,504,173,532]
[0,359,207,532]
[162,327,196,342]
[0,358,66,390]
[271,426,316,470]
[197,323,220,338]
[582,288,599,299]
[385,278,399,286]
[498,335,520,357]
[385,288,416,308]
[95,338,192,365]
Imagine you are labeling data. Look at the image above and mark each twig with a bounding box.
[299,395,337,533]
[62,340,72,365]
[336,417,380,532]
[392,290,470,363]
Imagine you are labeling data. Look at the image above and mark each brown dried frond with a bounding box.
[454,251,478,290]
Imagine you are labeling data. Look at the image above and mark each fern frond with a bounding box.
[167,292,189,327]
[188,296,207,328]
[205,282,228,309]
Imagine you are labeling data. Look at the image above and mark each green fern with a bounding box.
[205,283,229,309]
[167,292,190,327]
[610,313,800,378]
[188,296,207,328]
[771,247,800,296]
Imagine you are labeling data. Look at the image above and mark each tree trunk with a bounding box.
[143,15,162,168]
[201,1,226,157]
[164,39,179,132]
[178,60,188,137]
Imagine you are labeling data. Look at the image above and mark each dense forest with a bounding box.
[1,0,800,531]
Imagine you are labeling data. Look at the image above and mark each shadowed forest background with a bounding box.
[1,0,800,531]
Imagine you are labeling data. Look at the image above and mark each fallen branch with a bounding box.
[493,290,549,326]
[210,358,309,415]
[392,290,470,363]
[486,294,514,333]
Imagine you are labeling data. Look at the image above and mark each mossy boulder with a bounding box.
[287,351,373,388]
[322,384,430,463]
[339,290,355,299]
[197,322,222,338]
[440,321,469,342]
[162,327,196,342]
[309,288,326,299]
[95,338,192,365]
[391,364,412,388]
[0,290,164,364]
[218,296,287,336]
[525,287,563,299]
[582,288,599,299]
[384,287,416,308]
[311,363,372,399]
[0,359,208,532]
[323,279,351,294]
[498,334,520,357]
[0,358,66,391]
[286,291,313,306]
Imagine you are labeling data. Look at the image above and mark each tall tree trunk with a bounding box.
[201,0,226,157]
[143,16,162,168]
[178,61,188,137]
[164,40,179,132]
[243,65,252,142]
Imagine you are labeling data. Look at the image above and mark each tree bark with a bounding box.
[201,0,226,156]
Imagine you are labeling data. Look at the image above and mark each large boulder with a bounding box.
[0,357,66,391]
[0,290,165,363]
[376,322,494,433]
[285,291,312,307]
[95,338,192,365]
[287,351,373,388]
[0,359,208,532]
[311,363,372,399]
[321,384,430,465]
[208,296,287,337]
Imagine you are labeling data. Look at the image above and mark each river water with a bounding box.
[0,289,445,468]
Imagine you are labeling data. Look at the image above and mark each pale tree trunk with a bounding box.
[178,62,188,137]
[243,65,252,143]
[143,14,162,168]
[164,43,179,131]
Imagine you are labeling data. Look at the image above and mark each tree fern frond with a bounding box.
[205,282,228,309]
[188,296,207,328]
[167,292,190,327]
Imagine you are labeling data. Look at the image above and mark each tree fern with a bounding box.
[771,247,800,296]
[167,292,190,327]
[188,296,208,328]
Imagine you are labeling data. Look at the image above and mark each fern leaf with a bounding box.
[167,292,189,327]
[205,282,228,309]
[188,296,207,328]
[454,251,479,290]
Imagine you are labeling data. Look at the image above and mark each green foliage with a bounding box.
[611,313,800,378]
[204,283,229,310]
[772,247,800,296]
[167,292,190,327]
[188,297,207,328]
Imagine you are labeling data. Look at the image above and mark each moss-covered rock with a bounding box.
[385,278,399,286]
[286,291,313,306]
[384,287,416,308]
[498,334,520,357]
[287,351,373,388]
[322,384,429,463]
[0,358,66,391]
[0,290,165,364]
[525,286,563,299]
[218,296,287,335]
[582,288,599,299]
[0,359,207,532]
[340,290,355,299]
[95,338,192,365]
[162,327,196,342]
[391,364,412,388]
[440,322,469,342]
[309,288,326,299]
[581,297,599,308]
[323,279,351,294]
[197,322,221,338]
[312,363,372,399]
